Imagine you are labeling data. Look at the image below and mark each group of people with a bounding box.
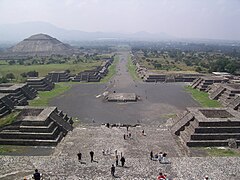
[77,150,95,163]
[150,151,169,164]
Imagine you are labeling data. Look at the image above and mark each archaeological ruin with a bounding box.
[171,107,240,147]
[0,83,37,106]
[0,94,15,118]
[47,71,71,82]
[27,77,54,91]
[0,106,73,146]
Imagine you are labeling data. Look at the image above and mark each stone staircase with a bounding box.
[209,85,225,100]
[227,95,240,110]
[191,78,202,88]
[0,107,73,146]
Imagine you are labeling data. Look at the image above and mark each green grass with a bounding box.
[185,86,222,107]
[0,111,20,128]
[29,83,72,106]
[0,61,101,82]
[205,147,240,157]
[100,56,119,83]
[127,56,140,81]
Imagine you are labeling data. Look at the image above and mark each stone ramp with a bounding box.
[209,85,225,100]
[227,94,240,110]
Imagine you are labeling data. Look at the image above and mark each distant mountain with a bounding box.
[0,22,173,42]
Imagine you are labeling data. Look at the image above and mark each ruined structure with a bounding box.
[72,59,113,82]
[27,77,54,91]
[106,93,138,102]
[0,106,73,146]
[0,34,74,58]
[47,71,71,83]
[0,94,15,118]
[208,83,240,105]
[171,107,240,147]
[191,76,228,91]
[0,84,37,106]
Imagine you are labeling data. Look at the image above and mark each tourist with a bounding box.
[120,156,125,167]
[77,152,82,162]
[116,155,119,166]
[32,169,41,180]
[126,126,129,132]
[142,130,145,136]
[123,134,126,140]
[111,164,115,177]
[102,149,105,155]
[106,123,110,128]
[115,149,117,156]
[150,151,153,160]
[204,175,210,180]
[128,132,131,138]
[158,152,163,162]
[157,172,166,180]
[90,151,94,162]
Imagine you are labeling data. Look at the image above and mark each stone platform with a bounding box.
[0,106,73,146]
[27,77,54,91]
[0,83,37,106]
[171,107,240,147]
[106,93,138,102]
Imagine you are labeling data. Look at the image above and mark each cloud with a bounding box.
[0,0,240,40]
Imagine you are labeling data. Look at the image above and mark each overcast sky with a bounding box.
[0,0,240,40]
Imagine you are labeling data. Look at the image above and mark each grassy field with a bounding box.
[29,83,72,106]
[205,147,240,157]
[0,111,20,128]
[127,55,140,81]
[100,56,119,83]
[185,86,222,107]
[0,61,101,82]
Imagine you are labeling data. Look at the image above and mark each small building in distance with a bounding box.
[47,71,71,83]
[0,83,37,106]
[27,77,54,91]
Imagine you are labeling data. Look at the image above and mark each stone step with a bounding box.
[187,140,240,147]
[199,121,240,127]
[195,127,240,133]
[0,109,11,118]
[191,133,240,140]
[0,132,63,146]
[0,126,60,140]
[19,121,56,133]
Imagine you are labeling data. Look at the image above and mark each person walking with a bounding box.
[90,151,94,162]
[120,156,125,167]
[77,152,82,162]
[150,151,153,160]
[123,134,126,140]
[111,164,115,177]
[32,169,41,180]
[116,155,119,166]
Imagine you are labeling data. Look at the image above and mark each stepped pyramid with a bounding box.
[2,34,74,57]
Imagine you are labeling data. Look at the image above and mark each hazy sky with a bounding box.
[1,0,240,40]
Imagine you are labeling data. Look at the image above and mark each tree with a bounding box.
[5,73,15,80]
[27,71,38,77]
[195,66,202,73]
